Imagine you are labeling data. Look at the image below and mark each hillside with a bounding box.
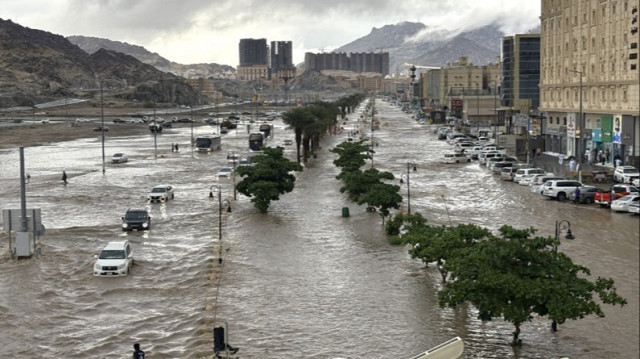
[68,35,235,79]
[0,18,201,108]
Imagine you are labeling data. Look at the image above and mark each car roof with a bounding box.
[103,241,128,250]
[127,208,148,212]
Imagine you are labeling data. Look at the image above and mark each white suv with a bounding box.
[613,166,639,183]
[542,179,583,201]
[147,185,174,202]
[93,241,133,276]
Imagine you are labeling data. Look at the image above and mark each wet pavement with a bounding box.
[0,99,638,358]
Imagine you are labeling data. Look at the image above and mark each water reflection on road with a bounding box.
[0,101,637,359]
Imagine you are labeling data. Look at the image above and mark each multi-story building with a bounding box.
[540,0,639,165]
[270,41,296,80]
[237,38,269,81]
[304,52,389,76]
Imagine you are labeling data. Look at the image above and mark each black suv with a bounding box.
[122,208,151,231]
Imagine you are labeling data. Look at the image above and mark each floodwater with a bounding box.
[0,100,638,359]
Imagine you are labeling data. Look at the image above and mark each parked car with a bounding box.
[122,208,151,231]
[513,168,546,184]
[613,166,639,183]
[542,179,584,201]
[441,152,471,164]
[568,185,602,204]
[595,184,640,207]
[93,241,133,276]
[630,176,639,187]
[478,152,506,165]
[611,194,640,212]
[112,118,126,123]
[282,139,293,146]
[530,175,565,194]
[628,201,640,214]
[111,153,128,163]
[147,185,174,203]
[217,167,233,178]
[491,161,514,174]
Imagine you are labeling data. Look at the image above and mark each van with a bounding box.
[513,168,546,184]
[479,152,505,165]
[441,152,471,164]
[530,175,565,194]
[491,161,514,174]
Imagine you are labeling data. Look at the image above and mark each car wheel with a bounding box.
[557,192,567,201]
[584,197,593,204]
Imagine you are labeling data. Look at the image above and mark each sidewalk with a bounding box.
[528,152,615,187]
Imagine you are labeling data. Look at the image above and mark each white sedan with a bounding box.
[111,153,128,163]
[610,194,639,212]
[217,167,233,178]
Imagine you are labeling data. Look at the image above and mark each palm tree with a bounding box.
[281,107,314,163]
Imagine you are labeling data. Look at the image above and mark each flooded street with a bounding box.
[0,100,638,358]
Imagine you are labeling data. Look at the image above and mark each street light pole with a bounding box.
[552,219,575,332]
[472,81,480,136]
[569,70,584,167]
[400,161,417,214]
[100,81,106,174]
[209,185,232,264]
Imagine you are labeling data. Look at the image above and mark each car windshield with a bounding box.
[623,169,638,173]
[113,153,123,157]
[219,167,232,172]
[152,187,166,193]
[99,250,126,259]
[126,211,148,220]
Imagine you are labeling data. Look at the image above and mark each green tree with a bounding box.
[235,146,303,213]
[438,225,627,345]
[400,223,491,282]
[330,139,370,178]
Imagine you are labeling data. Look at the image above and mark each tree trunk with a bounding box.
[512,322,522,346]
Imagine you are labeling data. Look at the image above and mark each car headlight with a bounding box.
[122,223,128,228]
[142,222,149,228]
[94,263,101,270]
[118,263,126,269]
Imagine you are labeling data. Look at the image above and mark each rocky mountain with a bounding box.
[334,22,525,74]
[68,35,235,79]
[0,18,201,108]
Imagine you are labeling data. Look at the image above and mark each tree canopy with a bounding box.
[234,146,303,213]
[398,222,628,345]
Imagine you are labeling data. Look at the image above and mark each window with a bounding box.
[563,117,567,126]
[557,117,560,124]
[623,90,628,101]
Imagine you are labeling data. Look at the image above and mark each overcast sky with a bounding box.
[2,0,541,66]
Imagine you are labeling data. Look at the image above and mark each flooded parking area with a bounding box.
[0,100,638,358]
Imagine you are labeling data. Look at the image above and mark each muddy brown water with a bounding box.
[0,100,637,358]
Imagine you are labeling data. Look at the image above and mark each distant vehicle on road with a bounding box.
[93,240,133,276]
[249,133,264,151]
[111,153,128,163]
[195,136,221,152]
[147,185,174,203]
[217,167,233,178]
[93,125,109,132]
[121,208,151,231]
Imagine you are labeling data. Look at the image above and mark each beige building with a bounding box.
[540,0,639,165]
[236,65,269,81]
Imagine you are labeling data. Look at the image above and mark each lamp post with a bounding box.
[399,161,417,214]
[209,185,232,264]
[551,219,575,332]
[370,96,375,169]
[569,70,583,167]
[472,81,480,136]
[100,81,106,174]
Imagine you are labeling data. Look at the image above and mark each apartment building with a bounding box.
[539,0,639,165]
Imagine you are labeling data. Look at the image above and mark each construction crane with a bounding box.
[403,63,441,70]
